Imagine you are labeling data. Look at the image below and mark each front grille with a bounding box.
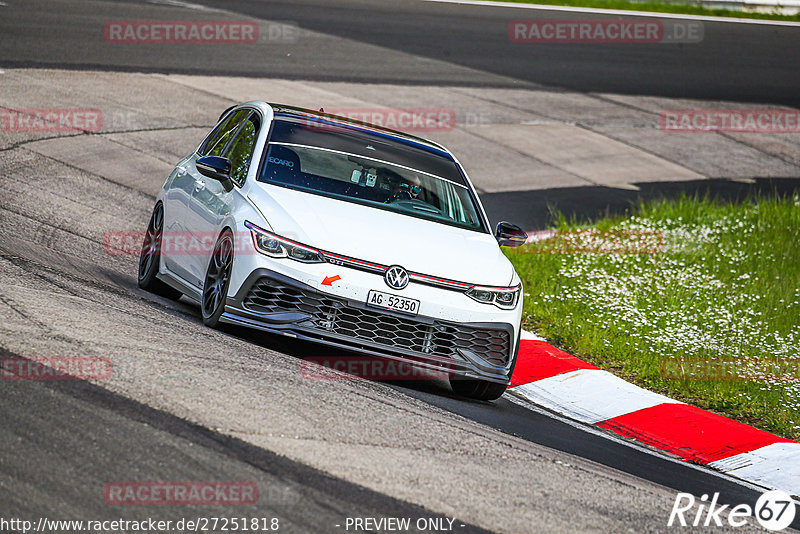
[242,277,511,366]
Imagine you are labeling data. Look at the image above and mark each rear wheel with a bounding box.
[202,230,234,328]
[138,203,182,300]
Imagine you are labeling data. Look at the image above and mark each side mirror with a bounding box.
[495,221,527,247]
[196,155,233,192]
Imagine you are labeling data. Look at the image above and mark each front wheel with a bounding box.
[201,230,234,328]
[449,378,508,401]
[450,334,519,401]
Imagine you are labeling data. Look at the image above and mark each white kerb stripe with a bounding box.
[520,330,546,341]
[509,368,682,424]
[709,442,800,496]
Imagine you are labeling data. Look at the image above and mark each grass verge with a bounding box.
[506,193,800,440]
[490,0,800,22]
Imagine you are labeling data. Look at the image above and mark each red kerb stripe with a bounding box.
[597,403,794,464]
[509,340,599,387]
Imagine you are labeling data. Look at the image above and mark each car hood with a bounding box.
[248,184,515,287]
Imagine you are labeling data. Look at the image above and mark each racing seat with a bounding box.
[261,145,301,183]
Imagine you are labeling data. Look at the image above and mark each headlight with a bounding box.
[245,221,324,263]
[466,284,521,310]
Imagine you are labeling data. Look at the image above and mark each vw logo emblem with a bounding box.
[384,265,409,290]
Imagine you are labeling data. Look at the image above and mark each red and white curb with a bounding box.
[508,331,800,497]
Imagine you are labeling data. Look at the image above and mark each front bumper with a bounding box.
[221,269,520,384]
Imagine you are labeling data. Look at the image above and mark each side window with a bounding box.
[199,109,250,156]
[222,114,260,187]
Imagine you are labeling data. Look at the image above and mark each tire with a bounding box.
[449,333,520,401]
[449,378,508,401]
[201,230,234,328]
[138,203,182,300]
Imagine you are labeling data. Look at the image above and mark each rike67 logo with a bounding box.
[669,490,796,531]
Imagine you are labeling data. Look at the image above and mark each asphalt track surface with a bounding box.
[0,352,492,533]
[1,0,799,532]
[2,0,800,105]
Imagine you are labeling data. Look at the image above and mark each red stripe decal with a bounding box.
[596,403,794,464]
[509,340,599,387]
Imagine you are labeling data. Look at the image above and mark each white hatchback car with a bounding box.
[138,102,527,400]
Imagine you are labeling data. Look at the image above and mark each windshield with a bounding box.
[257,140,486,233]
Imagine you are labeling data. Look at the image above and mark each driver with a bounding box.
[381,168,422,202]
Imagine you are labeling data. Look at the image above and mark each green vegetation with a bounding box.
[507,194,800,439]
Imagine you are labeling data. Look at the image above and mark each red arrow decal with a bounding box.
[321,275,341,286]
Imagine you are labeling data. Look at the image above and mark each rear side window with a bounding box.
[200,109,250,156]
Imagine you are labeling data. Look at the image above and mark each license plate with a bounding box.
[366,290,420,316]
